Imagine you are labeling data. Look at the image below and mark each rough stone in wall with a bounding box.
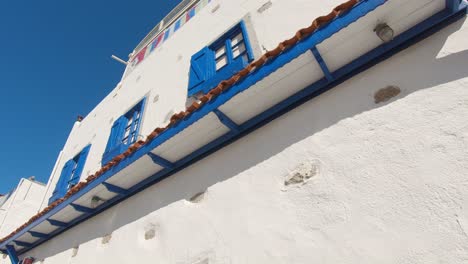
[284,160,320,186]
[257,1,273,13]
[374,85,401,104]
[71,245,79,257]
[188,190,206,203]
[144,223,157,240]
[101,233,112,244]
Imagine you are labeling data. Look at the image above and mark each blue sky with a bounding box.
[0,0,181,194]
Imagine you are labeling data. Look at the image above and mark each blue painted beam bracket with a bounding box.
[6,245,19,264]
[310,46,334,82]
[102,182,129,195]
[2,0,466,256]
[46,219,68,227]
[28,231,48,239]
[14,240,32,248]
[213,109,240,133]
[70,203,94,214]
[147,152,175,169]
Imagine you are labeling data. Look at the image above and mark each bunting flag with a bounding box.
[132,47,147,67]
[150,34,164,52]
[129,0,212,69]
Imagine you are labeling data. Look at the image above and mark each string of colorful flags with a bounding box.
[129,0,212,68]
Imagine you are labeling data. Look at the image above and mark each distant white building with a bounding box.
[1,0,468,263]
[0,179,46,239]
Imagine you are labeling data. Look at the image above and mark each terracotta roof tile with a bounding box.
[0,0,359,245]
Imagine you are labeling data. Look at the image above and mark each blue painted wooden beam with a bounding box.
[6,245,19,264]
[70,204,94,214]
[311,46,334,82]
[102,182,129,195]
[147,152,175,169]
[46,219,68,227]
[14,240,32,248]
[213,109,240,133]
[28,231,48,239]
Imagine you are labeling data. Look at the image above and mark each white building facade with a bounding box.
[0,179,46,239]
[1,0,468,263]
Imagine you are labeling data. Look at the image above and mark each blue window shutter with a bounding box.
[102,115,128,165]
[69,145,91,187]
[49,159,75,204]
[104,116,127,154]
[188,46,214,93]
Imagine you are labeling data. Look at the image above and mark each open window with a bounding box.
[187,21,254,97]
[102,98,146,165]
[49,145,91,204]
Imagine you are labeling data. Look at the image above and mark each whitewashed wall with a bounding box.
[0,179,45,238]
[14,8,468,264]
[2,0,467,263]
[41,0,351,203]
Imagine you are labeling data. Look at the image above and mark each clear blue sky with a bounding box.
[0,0,182,194]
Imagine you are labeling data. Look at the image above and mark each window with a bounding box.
[49,145,91,204]
[188,21,254,97]
[102,98,146,165]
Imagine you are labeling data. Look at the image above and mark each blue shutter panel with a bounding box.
[104,116,127,154]
[69,145,91,187]
[49,159,74,204]
[188,47,214,95]
[102,116,127,165]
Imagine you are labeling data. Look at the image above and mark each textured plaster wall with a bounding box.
[11,10,468,264]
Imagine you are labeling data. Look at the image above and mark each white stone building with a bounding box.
[1,0,468,263]
[0,178,46,239]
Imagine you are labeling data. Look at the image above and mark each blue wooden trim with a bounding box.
[147,152,174,169]
[6,245,19,264]
[102,182,129,195]
[46,219,68,227]
[27,231,48,239]
[213,109,240,133]
[225,39,234,64]
[70,204,94,214]
[240,21,255,62]
[3,1,465,255]
[311,46,334,82]
[13,241,32,248]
